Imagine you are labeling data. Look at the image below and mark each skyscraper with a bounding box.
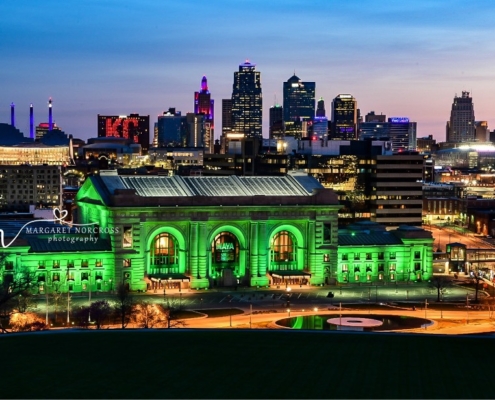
[313,97,328,139]
[283,74,316,123]
[331,94,357,140]
[269,104,284,139]
[447,91,475,143]
[194,76,214,153]
[316,97,325,117]
[97,114,150,153]
[231,60,262,139]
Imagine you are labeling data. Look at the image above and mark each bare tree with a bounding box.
[163,297,186,329]
[472,272,485,303]
[90,300,112,329]
[429,276,451,302]
[133,301,167,329]
[113,283,135,329]
[0,267,38,333]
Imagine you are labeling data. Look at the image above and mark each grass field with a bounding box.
[1,329,493,399]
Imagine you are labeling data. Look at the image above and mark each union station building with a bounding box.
[0,172,434,293]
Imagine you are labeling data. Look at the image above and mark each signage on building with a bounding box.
[390,117,410,123]
[215,240,236,263]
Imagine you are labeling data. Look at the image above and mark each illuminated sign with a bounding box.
[390,117,409,123]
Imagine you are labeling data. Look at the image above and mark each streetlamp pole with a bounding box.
[250,303,252,329]
[66,268,70,324]
[88,270,92,322]
[45,284,49,325]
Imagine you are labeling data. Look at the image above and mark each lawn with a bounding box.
[0,329,493,399]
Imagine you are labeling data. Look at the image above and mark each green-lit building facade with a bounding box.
[337,222,434,283]
[0,173,433,293]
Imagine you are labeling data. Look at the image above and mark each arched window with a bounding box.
[150,233,179,274]
[212,232,239,264]
[270,231,297,270]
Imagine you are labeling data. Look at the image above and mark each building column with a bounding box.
[307,221,322,285]
[249,222,259,279]
[190,222,209,289]
[252,221,269,287]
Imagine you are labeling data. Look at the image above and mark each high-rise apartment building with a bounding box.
[97,114,150,153]
[194,76,214,153]
[446,91,475,143]
[231,61,262,139]
[331,94,357,140]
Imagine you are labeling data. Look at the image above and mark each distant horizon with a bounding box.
[2,0,495,143]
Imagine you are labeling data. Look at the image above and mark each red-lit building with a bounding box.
[194,76,214,153]
[97,114,150,154]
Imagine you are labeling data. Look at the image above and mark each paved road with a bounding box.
[31,281,488,319]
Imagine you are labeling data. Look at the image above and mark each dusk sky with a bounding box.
[2,0,495,143]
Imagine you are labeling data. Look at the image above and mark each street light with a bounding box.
[88,270,92,322]
[287,308,291,318]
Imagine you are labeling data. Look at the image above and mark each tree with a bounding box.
[429,276,451,302]
[471,271,485,303]
[0,268,38,333]
[113,283,135,329]
[90,300,112,329]
[73,306,90,328]
[163,297,186,329]
[9,312,48,332]
[133,301,167,329]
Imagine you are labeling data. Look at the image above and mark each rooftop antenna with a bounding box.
[10,103,15,127]
[30,103,34,139]
[48,97,53,131]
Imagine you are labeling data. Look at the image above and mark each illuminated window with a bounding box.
[123,259,131,268]
[123,226,133,248]
[81,260,89,268]
[271,231,296,263]
[378,273,383,280]
[95,259,102,267]
[53,260,60,268]
[152,233,179,271]
[323,254,330,262]
[389,263,396,271]
[342,264,348,272]
[390,273,395,280]
[367,274,371,281]
[354,274,359,281]
[52,272,60,282]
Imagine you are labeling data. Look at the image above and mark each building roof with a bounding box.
[98,172,323,198]
[338,231,404,246]
[338,222,432,246]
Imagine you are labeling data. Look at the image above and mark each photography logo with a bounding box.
[0,208,99,248]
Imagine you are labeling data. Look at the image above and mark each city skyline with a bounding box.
[1,0,495,142]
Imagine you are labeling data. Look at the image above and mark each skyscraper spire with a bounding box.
[201,76,208,92]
